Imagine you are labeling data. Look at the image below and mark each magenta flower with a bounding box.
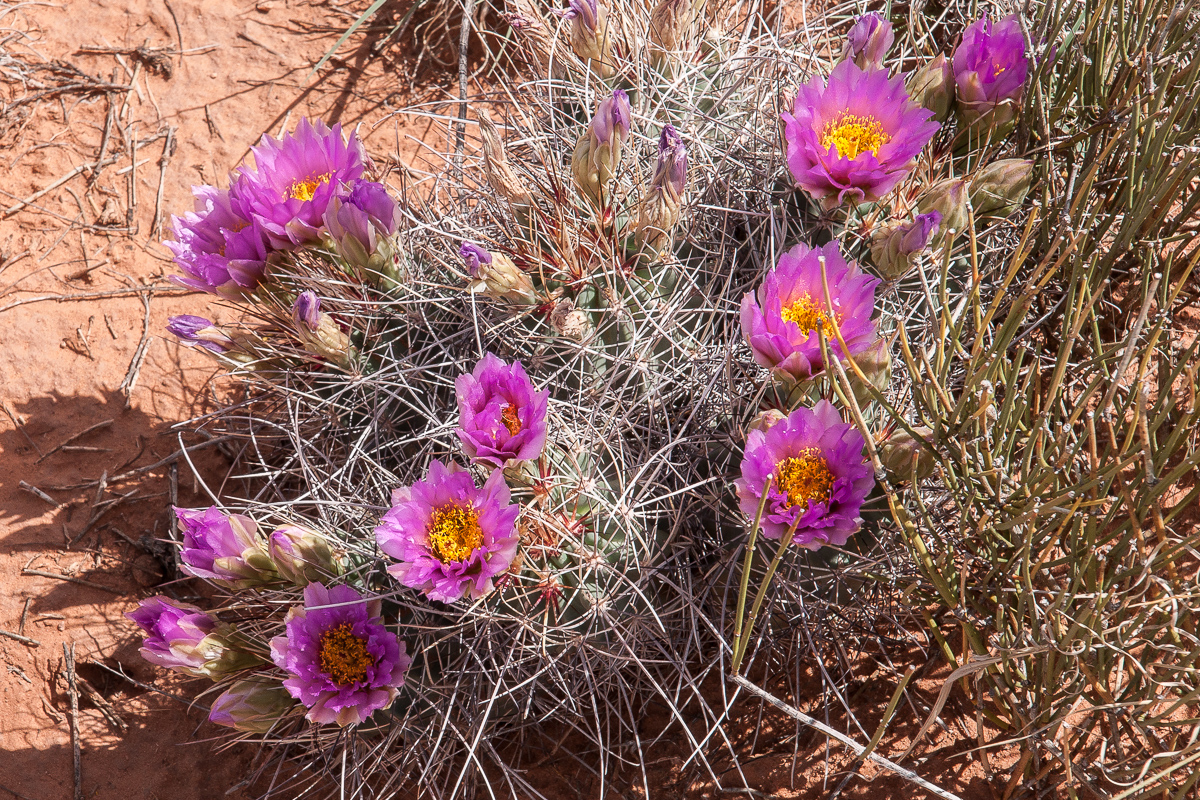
[126,596,217,676]
[735,400,875,548]
[456,353,550,468]
[166,315,233,353]
[741,240,879,383]
[230,118,369,248]
[270,582,411,726]
[375,460,520,603]
[174,506,276,586]
[783,60,940,208]
[165,185,270,296]
[953,15,1028,123]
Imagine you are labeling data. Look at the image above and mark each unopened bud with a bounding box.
[478,111,533,207]
[504,0,557,77]
[291,295,353,366]
[917,178,969,238]
[907,54,954,122]
[550,297,591,340]
[572,89,631,207]
[267,525,342,586]
[635,125,688,253]
[880,425,936,482]
[563,0,613,77]
[167,315,234,354]
[208,679,295,733]
[292,291,321,332]
[851,339,892,405]
[747,408,787,433]
[869,211,941,279]
[649,0,692,60]
[462,242,537,303]
[969,158,1033,217]
[841,12,893,72]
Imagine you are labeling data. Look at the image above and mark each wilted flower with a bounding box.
[880,425,936,481]
[747,408,787,433]
[165,185,270,297]
[572,89,632,206]
[268,525,342,586]
[477,111,533,207]
[374,460,521,603]
[563,0,613,77]
[230,118,369,247]
[208,679,296,733]
[270,582,411,726]
[550,297,591,340]
[456,353,550,468]
[917,177,969,237]
[323,180,401,273]
[635,124,688,252]
[841,13,893,72]
[907,54,954,122]
[649,0,692,58]
[969,158,1033,216]
[869,211,941,279]
[953,15,1028,128]
[735,400,875,548]
[783,61,939,209]
[174,506,277,587]
[166,315,234,353]
[126,596,258,678]
[741,241,879,384]
[461,241,536,303]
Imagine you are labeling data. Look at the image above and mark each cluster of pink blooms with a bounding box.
[135,8,1031,734]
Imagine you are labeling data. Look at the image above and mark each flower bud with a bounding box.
[649,0,692,60]
[953,14,1028,129]
[635,125,687,253]
[880,425,936,482]
[208,679,295,733]
[323,181,402,281]
[869,211,941,279]
[907,54,954,122]
[969,158,1033,217]
[167,315,234,354]
[461,241,537,303]
[917,177,969,238]
[850,338,892,405]
[267,525,342,586]
[747,408,787,433]
[505,0,557,77]
[292,291,321,332]
[841,12,893,72]
[571,89,631,207]
[175,506,278,588]
[550,297,591,340]
[126,597,261,678]
[563,0,613,77]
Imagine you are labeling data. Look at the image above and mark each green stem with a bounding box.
[731,515,800,675]
[730,476,772,672]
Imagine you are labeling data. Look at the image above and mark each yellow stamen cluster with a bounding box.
[286,172,332,202]
[781,295,835,338]
[318,622,374,686]
[820,114,890,159]
[428,503,485,563]
[501,403,522,437]
[775,449,835,509]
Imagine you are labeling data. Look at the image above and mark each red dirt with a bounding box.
[0,2,1019,799]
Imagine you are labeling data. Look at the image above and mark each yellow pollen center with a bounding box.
[993,64,1006,75]
[775,449,835,509]
[318,623,374,686]
[820,114,890,159]
[501,404,522,437]
[286,172,332,202]
[780,295,835,337]
[428,503,485,563]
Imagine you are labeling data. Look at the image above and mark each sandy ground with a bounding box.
[0,2,1022,798]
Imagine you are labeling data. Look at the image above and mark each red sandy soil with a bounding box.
[0,2,1021,799]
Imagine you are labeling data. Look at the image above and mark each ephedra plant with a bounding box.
[127,0,1200,797]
